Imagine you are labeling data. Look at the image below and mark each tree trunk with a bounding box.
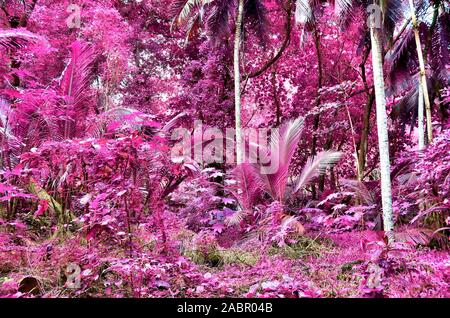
[370,21,394,241]
[310,23,323,199]
[318,136,333,191]
[356,46,374,181]
[234,0,244,165]
[357,92,375,181]
[418,85,425,150]
[248,0,293,78]
[271,66,281,126]
[409,0,433,143]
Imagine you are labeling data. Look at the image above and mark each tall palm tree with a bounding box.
[325,0,404,239]
[408,0,432,143]
[234,0,245,164]
[171,0,268,164]
[388,0,448,146]
[368,0,394,241]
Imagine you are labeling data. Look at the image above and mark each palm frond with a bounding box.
[332,0,353,12]
[429,12,449,84]
[293,150,342,194]
[207,0,234,41]
[2,89,61,158]
[341,179,377,205]
[225,209,246,225]
[394,227,434,246]
[231,162,264,211]
[170,0,209,28]
[390,76,436,130]
[396,172,417,186]
[161,112,187,133]
[332,0,354,26]
[381,0,405,41]
[60,41,96,101]
[259,118,305,202]
[330,0,403,44]
[295,0,315,26]
[385,23,416,89]
[390,84,419,130]
[0,28,44,50]
[59,40,96,139]
[85,107,165,138]
[184,12,204,43]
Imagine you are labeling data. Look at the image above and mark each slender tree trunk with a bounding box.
[345,102,360,179]
[409,0,433,143]
[310,23,323,198]
[418,85,425,150]
[318,136,333,191]
[357,92,375,181]
[357,46,374,181]
[271,66,281,126]
[234,0,244,164]
[370,21,394,241]
[311,24,323,155]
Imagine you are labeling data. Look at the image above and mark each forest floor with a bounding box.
[192,231,449,298]
[1,214,448,298]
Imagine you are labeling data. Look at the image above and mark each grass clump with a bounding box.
[184,248,259,267]
[268,236,331,259]
[179,229,259,267]
[340,260,363,273]
[220,249,259,266]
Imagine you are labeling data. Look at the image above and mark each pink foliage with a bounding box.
[0,0,448,299]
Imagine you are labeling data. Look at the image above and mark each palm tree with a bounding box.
[60,41,96,139]
[171,0,268,164]
[388,0,448,146]
[369,0,394,241]
[226,118,341,225]
[255,118,342,204]
[408,0,432,143]
[234,0,245,164]
[324,0,404,239]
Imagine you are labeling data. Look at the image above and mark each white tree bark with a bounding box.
[370,23,394,241]
[418,85,425,150]
[409,0,433,144]
[234,0,244,165]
